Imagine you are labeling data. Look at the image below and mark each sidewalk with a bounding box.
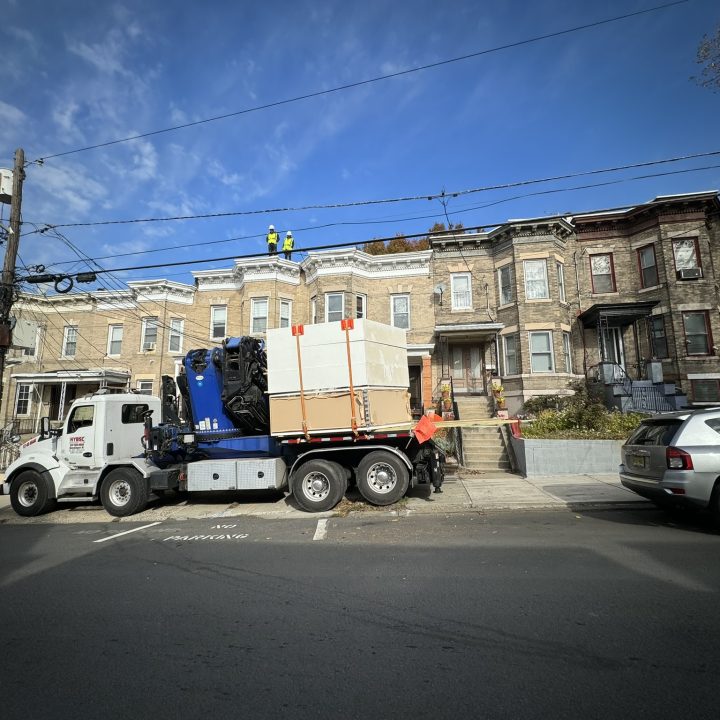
[0,470,649,523]
[403,470,649,515]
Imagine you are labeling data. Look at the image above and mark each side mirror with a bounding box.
[40,417,51,439]
[10,434,21,444]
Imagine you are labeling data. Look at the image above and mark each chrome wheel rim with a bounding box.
[109,479,132,507]
[17,480,39,508]
[366,463,397,495]
[301,471,330,502]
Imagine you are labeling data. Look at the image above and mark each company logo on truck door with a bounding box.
[69,436,85,451]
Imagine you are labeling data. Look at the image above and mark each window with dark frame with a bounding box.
[649,316,669,359]
[499,265,513,305]
[590,254,616,293]
[637,244,659,288]
[673,238,700,270]
[682,311,712,355]
[692,379,720,403]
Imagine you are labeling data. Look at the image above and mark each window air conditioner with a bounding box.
[677,267,702,280]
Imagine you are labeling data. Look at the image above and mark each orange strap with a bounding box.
[341,319,358,435]
[292,325,310,440]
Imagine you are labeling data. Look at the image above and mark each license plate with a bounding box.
[630,455,646,469]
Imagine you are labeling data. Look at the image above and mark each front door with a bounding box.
[450,344,484,392]
[601,327,626,377]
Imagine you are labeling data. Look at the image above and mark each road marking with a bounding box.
[313,518,328,541]
[93,521,163,543]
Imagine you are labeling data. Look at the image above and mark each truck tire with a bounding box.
[100,468,148,517]
[356,451,409,506]
[10,470,56,517]
[292,459,346,512]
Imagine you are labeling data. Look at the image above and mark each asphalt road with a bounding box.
[1,507,718,720]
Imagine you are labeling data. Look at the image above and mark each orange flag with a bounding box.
[413,414,437,444]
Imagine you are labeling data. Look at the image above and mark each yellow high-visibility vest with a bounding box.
[267,231,279,245]
[282,236,294,251]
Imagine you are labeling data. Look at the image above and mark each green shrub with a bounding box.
[521,408,647,440]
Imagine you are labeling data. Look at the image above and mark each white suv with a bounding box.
[620,409,720,518]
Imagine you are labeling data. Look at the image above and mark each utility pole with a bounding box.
[0,148,26,419]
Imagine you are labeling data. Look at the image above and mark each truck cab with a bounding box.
[3,392,162,516]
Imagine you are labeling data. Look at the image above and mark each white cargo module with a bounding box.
[266,319,412,436]
[266,319,409,394]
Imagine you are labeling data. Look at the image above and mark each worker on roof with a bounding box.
[267,224,278,255]
[282,230,294,260]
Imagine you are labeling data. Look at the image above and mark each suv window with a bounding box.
[626,420,681,447]
[704,418,720,436]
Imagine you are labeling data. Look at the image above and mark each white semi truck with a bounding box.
[2,335,444,518]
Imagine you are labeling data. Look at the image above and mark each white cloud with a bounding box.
[0,100,26,129]
[33,163,108,216]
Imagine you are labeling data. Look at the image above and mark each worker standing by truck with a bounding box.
[267,224,279,255]
[282,230,294,260]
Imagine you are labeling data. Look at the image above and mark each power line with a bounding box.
[28,146,720,234]
[30,1,688,164]
[33,160,720,273]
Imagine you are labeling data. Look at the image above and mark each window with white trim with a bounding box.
[141,317,159,350]
[280,300,292,328]
[356,294,367,319]
[683,311,712,355]
[210,306,227,340]
[524,260,549,299]
[310,297,317,324]
[14,383,31,416]
[498,266,513,306]
[325,293,344,323]
[503,334,519,375]
[562,331,572,373]
[136,380,154,395]
[62,325,78,358]
[251,298,269,334]
[168,319,184,353]
[451,273,472,310]
[557,262,566,302]
[391,294,410,329]
[107,324,123,356]
[529,331,554,372]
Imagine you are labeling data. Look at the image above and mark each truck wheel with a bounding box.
[101,468,148,517]
[356,451,409,506]
[292,459,346,512]
[10,470,56,517]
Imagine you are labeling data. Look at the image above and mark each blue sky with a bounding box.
[1,0,719,289]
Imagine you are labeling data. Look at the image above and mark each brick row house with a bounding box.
[2,190,719,436]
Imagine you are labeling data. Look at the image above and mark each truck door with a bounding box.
[60,403,99,469]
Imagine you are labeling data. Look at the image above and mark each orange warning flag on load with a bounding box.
[413,414,438,444]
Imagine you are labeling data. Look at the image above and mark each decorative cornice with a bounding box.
[302,248,431,283]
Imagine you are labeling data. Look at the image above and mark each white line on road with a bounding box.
[313,518,328,541]
[93,522,163,543]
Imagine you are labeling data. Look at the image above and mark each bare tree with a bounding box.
[694,25,720,91]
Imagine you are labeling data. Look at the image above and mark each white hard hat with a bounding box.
[268,224,275,230]
[286,230,293,236]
